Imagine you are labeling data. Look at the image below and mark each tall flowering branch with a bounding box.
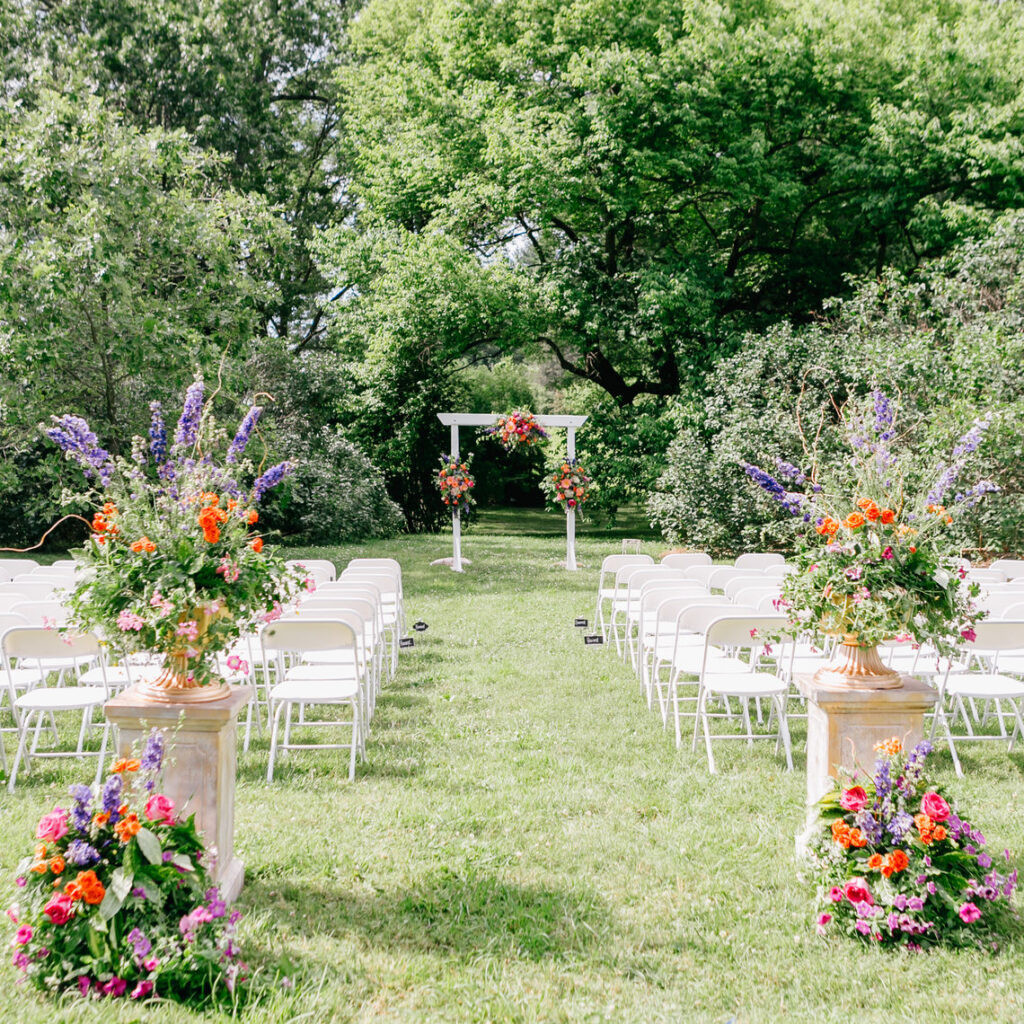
[46,415,114,486]
[740,461,808,518]
[173,381,205,450]
[928,414,993,506]
[252,461,294,503]
[225,406,262,464]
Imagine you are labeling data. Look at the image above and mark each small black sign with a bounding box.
[399,637,415,649]
[413,621,428,632]
[583,634,604,646]
[574,617,588,628]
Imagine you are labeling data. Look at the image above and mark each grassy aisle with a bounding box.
[2,530,1023,1023]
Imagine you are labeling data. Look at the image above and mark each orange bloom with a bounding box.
[110,758,140,774]
[48,856,65,875]
[848,829,867,848]
[227,499,238,511]
[130,537,157,554]
[867,853,884,870]
[889,849,909,873]
[844,512,866,530]
[66,870,105,905]
[874,737,903,756]
[35,843,47,860]
[30,861,47,875]
[94,812,110,827]
[830,819,847,838]
[251,537,264,553]
[909,546,917,554]
[114,813,142,843]
[102,502,118,516]
[914,813,933,831]
[816,517,840,537]
[200,492,220,507]
[856,498,880,519]
[880,509,895,524]
[933,825,947,842]
[91,513,108,533]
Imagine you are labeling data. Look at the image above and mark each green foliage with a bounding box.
[649,213,1024,556]
[327,0,1024,406]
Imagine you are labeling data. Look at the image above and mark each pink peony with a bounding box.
[839,786,868,813]
[35,809,68,843]
[921,792,950,823]
[144,793,175,824]
[844,879,873,906]
[14,926,32,945]
[959,902,981,924]
[42,894,75,926]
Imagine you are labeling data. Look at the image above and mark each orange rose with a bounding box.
[830,819,847,838]
[889,850,909,873]
[880,508,895,524]
[867,853,883,870]
[48,856,65,875]
[843,512,866,530]
[35,843,47,860]
[848,829,867,848]
[30,861,48,875]
[94,812,110,827]
[864,503,880,521]
[114,813,141,843]
[933,825,947,842]
[247,510,258,525]
[110,758,140,774]
[914,813,932,831]
[251,538,264,553]
[70,871,105,905]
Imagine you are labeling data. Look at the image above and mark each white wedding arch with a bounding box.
[437,413,589,572]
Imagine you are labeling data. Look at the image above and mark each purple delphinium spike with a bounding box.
[140,729,164,772]
[739,462,803,516]
[252,461,295,503]
[872,390,895,441]
[226,406,262,464]
[174,381,205,450]
[46,414,113,483]
[101,773,122,814]
[65,840,100,867]
[927,415,993,505]
[148,402,167,464]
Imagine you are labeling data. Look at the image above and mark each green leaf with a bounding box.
[171,853,194,871]
[136,827,162,865]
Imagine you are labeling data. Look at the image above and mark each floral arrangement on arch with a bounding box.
[542,458,592,512]
[47,379,301,690]
[437,453,476,514]
[811,737,1017,949]
[488,410,548,451]
[741,391,997,656]
[7,731,247,1003]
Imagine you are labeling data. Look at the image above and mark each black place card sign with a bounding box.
[413,621,428,632]
[583,634,604,646]
[574,617,588,628]
[399,637,415,649]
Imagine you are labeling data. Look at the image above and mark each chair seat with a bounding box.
[599,587,615,600]
[995,655,1024,675]
[4,667,44,690]
[671,649,745,676]
[15,687,107,711]
[301,646,371,666]
[945,673,1024,699]
[703,672,788,697]
[272,674,360,702]
[648,634,705,660]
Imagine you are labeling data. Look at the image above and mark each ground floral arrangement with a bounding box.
[437,453,476,514]
[811,738,1017,949]
[542,459,592,512]
[48,379,300,688]
[741,391,996,655]
[7,730,246,1003]
[488,410,548,451]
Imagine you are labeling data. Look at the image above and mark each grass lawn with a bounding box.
[2,527,1023,1023]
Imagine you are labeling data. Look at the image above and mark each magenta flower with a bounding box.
[882,546,894,560]
[816,912,832,935]
[14,926,32,945]
[958,902,982,924]
[961,627,977,642]
[130,980,154,1000]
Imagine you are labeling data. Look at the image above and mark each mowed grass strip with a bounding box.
[0,529,1022,1023]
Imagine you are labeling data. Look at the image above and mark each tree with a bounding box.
[325,0,1024,405]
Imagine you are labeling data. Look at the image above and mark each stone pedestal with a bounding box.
[795,673,938,805]
[104,685,251,902]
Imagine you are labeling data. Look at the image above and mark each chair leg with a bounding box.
[9,710,34,792]
[76,708,90,754]
[267,700,288,783]
[775,696,794,771]
[699,691,716,773]
[94,720,110,787]
[348,702,359,782]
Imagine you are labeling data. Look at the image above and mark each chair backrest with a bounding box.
[637,583,709,625]
[1002,602,1024,621]
[49,559,78,569]
[348,557,401,576]
[967,568,1008,583]
[598,554,653,592]
[262,618,357,654]
[734,553,786,570]
[621,539,643,554]
[625,567,688,593]
[0,581,58,602]
[707,566,763,591]
[0,559,40,582]
[2,626,101,661]
[978,593,1024,619]
[680,565,720,587]
[963,620,1024,655]
[0,611,29,632]
[299,596,377,628]
[339,570,398,598]
[723,576,775,601]
[990,559,1024,580]
[728,585,782,610]
[762,563,796,578]
[705,613,789,649]
[9,601,69,627]
[660,552,713,570]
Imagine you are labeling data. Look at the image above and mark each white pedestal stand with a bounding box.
[104,686,251,901]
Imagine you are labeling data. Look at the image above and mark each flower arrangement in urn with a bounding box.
[488,410,548,451]
[437,453,476,514]
[811,737,1017,949]
[542,458,592,512]
[741,391,997,688]
[47,380,300,702]
[7,731,248,1003]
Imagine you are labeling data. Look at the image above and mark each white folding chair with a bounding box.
[734,553,786,571]
[723,576,777,602]
[990,559,1024,580]
[0,581,58,602]
[594,554,653,640]
[691,613,793,773]
[967,569,1008,584]
[262,619,363,783]
[338,571,402,670]
[0,559,40,583]
[347,558,404,629]
[931,620,1024,776]
[762,563,796,579]
[3,628,112,791]
[630,580,707,675]
[660,552,712,571]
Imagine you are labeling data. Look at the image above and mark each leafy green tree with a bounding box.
[326,0,1024,406]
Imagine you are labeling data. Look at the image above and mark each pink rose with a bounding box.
[816,912,832,935]
[35,809,69,843]
[843,879,873,906]
[961,627,976,642]
[829,886,843,903]
[920,791,950,823]
[42,894,75,926]
[144,794,175,824]
[839,786,868,813]
[15,925,32,945]
[958,902,981,924]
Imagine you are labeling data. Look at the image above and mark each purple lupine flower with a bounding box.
[773,458,807,484]
[174,381,205,450]
[872,390,895,440]
[69,783,92,806]
[226,406,262,464]
[927,415,994,505]
[101,773,122,814]
[252,460,295,503]
[148,401,168,464]
[887,811,914,843]
[140,729,164,772]
[961,480,1000,508]
[739,462,804,516]
[65,840,100,867]
[856,811,885,845]
[46,414,113,483]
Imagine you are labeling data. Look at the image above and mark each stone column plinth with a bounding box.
[795,673,938,805]
[104,685,251,901]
